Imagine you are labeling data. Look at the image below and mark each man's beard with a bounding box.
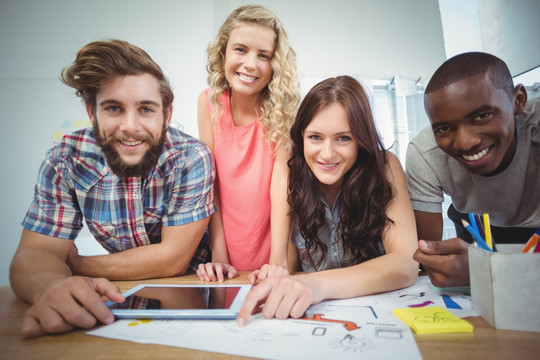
[94,122,167,178]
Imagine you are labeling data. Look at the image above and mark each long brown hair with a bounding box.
[288,76,394,269]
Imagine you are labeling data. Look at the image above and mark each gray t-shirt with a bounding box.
[406,97,540,228]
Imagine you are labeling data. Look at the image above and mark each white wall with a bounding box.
[1,0,538,288]
[1,0,537,288]
[479,0,540,77]
[438,0,540,77]
[0,0,438,285]
[0,0,447,286]
[438,0,483,58]
[0,0,215,286]
[214,0,447,94]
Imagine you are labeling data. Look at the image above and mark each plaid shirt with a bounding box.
[22,127,216,270]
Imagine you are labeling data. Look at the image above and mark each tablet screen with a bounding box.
[109,285,242,311]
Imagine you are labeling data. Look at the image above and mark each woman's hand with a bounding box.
[237,275,316,326]
[248,264,290,284]
[196,262,237,282]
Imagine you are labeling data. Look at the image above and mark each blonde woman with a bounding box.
[196,5,300,282]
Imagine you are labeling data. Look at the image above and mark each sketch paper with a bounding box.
[89,276,474,359]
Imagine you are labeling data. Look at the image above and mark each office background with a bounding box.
[0,0,538,286]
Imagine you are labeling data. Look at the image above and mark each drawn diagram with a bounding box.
[358,277,473,315]
[442,294,462,309]
[307,303,379,319]
[409,300,435,308]
[300,314,360,331]
[331,334,374,353]
[89,276,473,360]
[127,319,152,327]
[374,326,406,339]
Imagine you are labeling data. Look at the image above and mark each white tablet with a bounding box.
[105,284,252,320]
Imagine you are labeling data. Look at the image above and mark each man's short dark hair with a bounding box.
[425,52,514,98]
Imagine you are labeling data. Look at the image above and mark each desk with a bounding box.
[1,273,539,360]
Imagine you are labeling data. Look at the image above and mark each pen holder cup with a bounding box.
[469,244,540,332]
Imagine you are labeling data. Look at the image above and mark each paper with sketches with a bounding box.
[89,276,474,359]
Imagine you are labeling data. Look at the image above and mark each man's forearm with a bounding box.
[69,243,191,280]
[10,248,72,304]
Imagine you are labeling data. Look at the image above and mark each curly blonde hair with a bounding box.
[206,5,299,152]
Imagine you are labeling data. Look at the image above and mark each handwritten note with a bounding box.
[393,306,473,334]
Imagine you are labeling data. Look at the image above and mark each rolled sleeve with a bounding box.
[22,157,83,239]
[405,141,444,213]
[163,144,216,226]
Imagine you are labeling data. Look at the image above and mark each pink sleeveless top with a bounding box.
[204,89,274,270]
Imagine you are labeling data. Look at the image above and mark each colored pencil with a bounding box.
[474,213,485,240]
[482,213,493,250]
[468,213,481,236]
[462,220,492,252]
[522,227,540,253]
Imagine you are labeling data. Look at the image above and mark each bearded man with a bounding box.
[9,39,216,338]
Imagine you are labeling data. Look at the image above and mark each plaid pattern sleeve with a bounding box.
[22,155,83,239]
[162,140,216,226]
[20,127,216,271]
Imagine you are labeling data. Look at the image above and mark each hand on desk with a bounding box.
[237,275,318,326]
[413,238,470,288]
[248,264,290,285]
[21,276,124,338]
[196,262,238,282]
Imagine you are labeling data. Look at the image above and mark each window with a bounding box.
[370,79,457,239]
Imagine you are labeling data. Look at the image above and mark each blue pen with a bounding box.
[461,219,492,252]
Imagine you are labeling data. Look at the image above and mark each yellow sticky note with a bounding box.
[52,131,64,139]
[393,306,473,334]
